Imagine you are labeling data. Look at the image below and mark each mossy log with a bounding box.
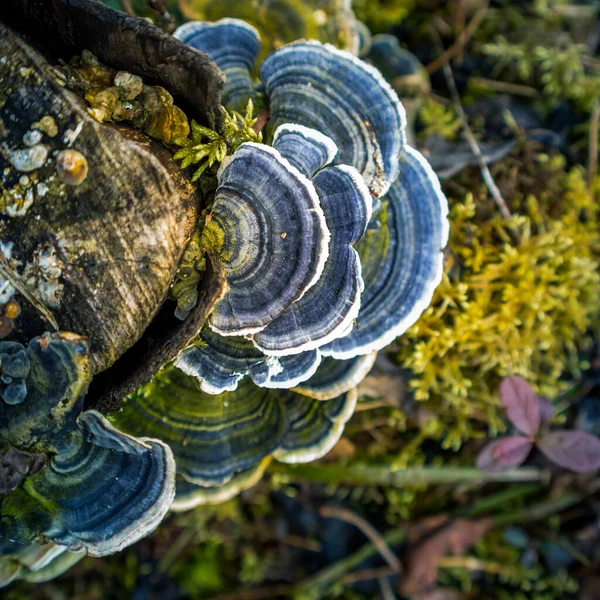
[0,14,225,404]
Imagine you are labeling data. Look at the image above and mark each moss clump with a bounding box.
[352,0,414,34]
[172,99,262,182]
[397,151,600,450]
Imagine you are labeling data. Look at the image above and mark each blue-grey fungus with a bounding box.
[252,163,372,355]
[322,146,449,359]
[175,328,321,394]
[0,411,175,556]
[113,368,359,508]
[0,542,84,588]
[0,332,90,448]
[293,352,377,400]
[261,40,406,196]
[0,342,30,405]
[206,143,330,336]
[172,460,269,511]
[272,123,338,177]
[113,372,287,487]
[273,387,357,463]
[174,18,260,111]
[366,34,431,100]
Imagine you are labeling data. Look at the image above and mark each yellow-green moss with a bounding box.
[397,155,600,449]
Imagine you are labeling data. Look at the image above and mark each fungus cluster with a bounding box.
[2,12,448,574]
[0,333,175,563]
[114,18,449,509]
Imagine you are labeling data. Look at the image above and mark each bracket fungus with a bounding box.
[113,367,355,509]
[252,158,372,355]
[204,142,330,336]
[0,541,84,587]
[0,342,30,405]
[1,412,175,556]
[261,40,407,197]
[174,18,260,111]
[0,332,175,556]
[292,353,378,401]
[322,146,449,359]
[1,2,451,572]
[175,328,321,394]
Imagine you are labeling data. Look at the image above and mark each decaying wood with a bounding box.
[2,0,224,129]
[0,23,206,374]
[86,256,226,413]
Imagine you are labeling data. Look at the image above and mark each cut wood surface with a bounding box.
[0,23,208,375]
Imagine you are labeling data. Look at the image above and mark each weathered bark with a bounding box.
[86,256,226,413]
[1,0,224,129]
[0,23,211,375]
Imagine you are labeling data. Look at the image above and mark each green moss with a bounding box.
[397,152,600,449]
[352,0,414,34]
[417,97,462,141]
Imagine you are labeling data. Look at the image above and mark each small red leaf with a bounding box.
[477,436,533,472]
[538,396,554,429]
[500,376,540,437]
[538,431,600,473]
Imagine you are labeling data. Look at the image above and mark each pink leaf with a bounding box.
[477,436,533,472]
[538,431,600,473]
[500,376,540,437]
[538,396,554,429]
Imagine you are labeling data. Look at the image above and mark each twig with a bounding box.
[493,491,589,527]
[0,255,58,330]
[588,100,599,193]
[208,584,295,600]
[117,0,135,15]
[340,565,398,585]
[294,528,407,597]
[426,0,489,74]
[378,575,398,600]
[320,505,401,572]
[433,28,512,221]
[270,462,548,486]
[470,76,539,98]
[439,556,506,574]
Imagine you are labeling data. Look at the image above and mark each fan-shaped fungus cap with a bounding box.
[366,34,431,100]
[172,460,270,511]
[272,123,338,177]
[175,328,321,394]
[0,332,90,449]
[0,342,30,405]
[252,163,372,355]
[293,352,377,400]
[323,146,449,359]
[206,143,330,336]
[261,40,407,196]
[114,368,359,509]
[0,542,84,588]
[113,371,287,486]
[174,18,260,110]
[0,412,175,557]
[273,387,356,463]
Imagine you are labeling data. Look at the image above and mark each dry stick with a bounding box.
[270,462,547,486]
[469,76,539,98]
[378,574,398,600]
[320,505,402,573]
[0,255,58,331]
[117,0,135,15]
[433,29,513,221]
[426,0,489,74]
[588,100,599,193]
